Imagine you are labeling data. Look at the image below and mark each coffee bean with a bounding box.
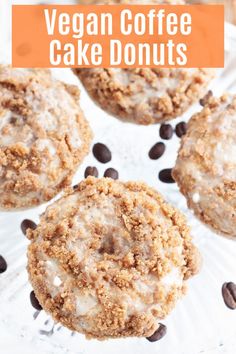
[149,142,165,160]
[30,291,42,311]
[104,168,119,180]
[0,255,7,274]
[84,166,98,178]
[93,143,111,163]
[159,124,173,140]
[21,219,37,236]
[159,168,175,183]
[222,282,236,310]
[146,323,167,342]
[199,90,213,106]
[175,122,187,138]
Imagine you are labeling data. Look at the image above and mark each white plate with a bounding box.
[0,2,236,354]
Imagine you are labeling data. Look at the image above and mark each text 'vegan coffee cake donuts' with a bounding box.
[0,66,92,209]
[173,93,236,239]
[74,0,214,125]
[27,177,201,339]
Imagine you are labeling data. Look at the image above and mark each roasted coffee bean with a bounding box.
[222,282,236,310]
[104,168,119,180]
[149,142,165,160]
[92,143,111,163]
[199,90,213,106]
[21,219,37,236]
[30,291,42,311]
[159,124,173,140]
[84,166,99,178]
[146,323,167,342]
[159,168,175,183]
[0,255,7,274]
[175,122,187,138]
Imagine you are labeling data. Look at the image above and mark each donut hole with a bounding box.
[9,115,18,124]
[98,234,115,255]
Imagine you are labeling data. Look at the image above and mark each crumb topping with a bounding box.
[75,67,214,125]
[173,94,236,238]
[28,177,200,339]
[0,66,92,209]
[74,0,213,127]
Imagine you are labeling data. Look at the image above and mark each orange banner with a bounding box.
[12,5,224,68]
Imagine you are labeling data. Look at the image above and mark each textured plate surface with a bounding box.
[0,2,236,353]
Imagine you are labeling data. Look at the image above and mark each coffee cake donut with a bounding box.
[74,0,214,125]
[0,66,92,209]
[75,67,213,126]
[173,93,236,239]
[27,177,201,339]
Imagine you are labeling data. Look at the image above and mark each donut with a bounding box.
[0,66,92,209]
[173,93,236,239]
[27,177,201,339]
[74,0,214,125]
